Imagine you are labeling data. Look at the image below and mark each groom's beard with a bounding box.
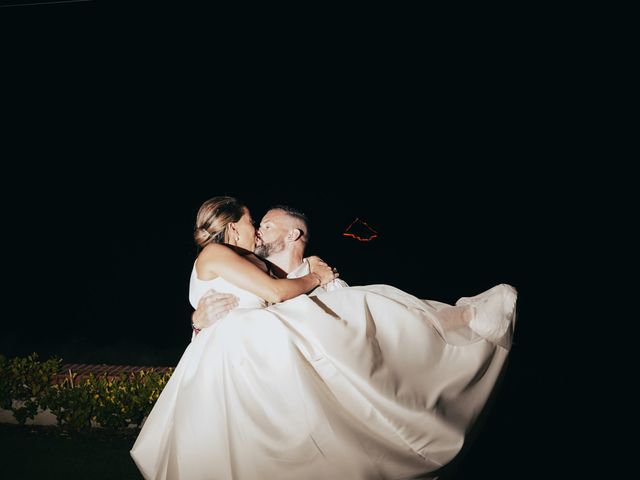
[255,238,285,258]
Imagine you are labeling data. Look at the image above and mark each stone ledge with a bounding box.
[0,407,56,426]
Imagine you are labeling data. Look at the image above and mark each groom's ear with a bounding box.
[289,228,303,242]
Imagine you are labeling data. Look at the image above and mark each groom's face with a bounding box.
[255,209,289,258]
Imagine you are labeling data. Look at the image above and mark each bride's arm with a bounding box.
[197,244,335,304]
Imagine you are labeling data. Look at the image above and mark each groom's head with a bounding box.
[255,205,309,259]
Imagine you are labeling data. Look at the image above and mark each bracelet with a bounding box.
[191,321,201,332]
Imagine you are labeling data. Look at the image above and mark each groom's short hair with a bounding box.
[270,204,309,242]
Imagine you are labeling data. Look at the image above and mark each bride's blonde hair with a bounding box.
[194,196,245,248]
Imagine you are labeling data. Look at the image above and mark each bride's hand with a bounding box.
[307,256,339,286]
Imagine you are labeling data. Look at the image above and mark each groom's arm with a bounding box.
[191,290,239,333]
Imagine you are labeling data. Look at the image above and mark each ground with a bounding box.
[0,423,141,479]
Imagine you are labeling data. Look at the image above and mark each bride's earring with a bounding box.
[228,224,240,245]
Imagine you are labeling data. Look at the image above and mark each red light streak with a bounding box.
[342,217,379,242]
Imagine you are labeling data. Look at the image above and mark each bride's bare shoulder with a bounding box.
[200,244,269,274]
[199,242,234,258]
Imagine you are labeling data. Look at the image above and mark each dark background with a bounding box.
[0,154,582,479]
[1,2,615,478]
[4,169,554,364]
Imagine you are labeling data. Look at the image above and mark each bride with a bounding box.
[130,196,518,480]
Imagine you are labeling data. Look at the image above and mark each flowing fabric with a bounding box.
[131,272,516,480]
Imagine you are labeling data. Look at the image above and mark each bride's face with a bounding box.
[234,208,256,251]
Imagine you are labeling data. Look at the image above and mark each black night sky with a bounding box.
[3,163,554,364]
[1,5,606,477]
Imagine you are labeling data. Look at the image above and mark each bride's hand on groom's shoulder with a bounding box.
[306,256,327,268]
[192,290,240,330]
[306,256,335,271]
[307,256,339,286]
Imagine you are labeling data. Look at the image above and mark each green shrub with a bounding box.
[1,353,173,431]
[0,352,62,424]
[42,371,94,430]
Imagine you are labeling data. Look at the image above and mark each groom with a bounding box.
[191,205,347,332]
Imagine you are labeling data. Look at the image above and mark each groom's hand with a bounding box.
[192,290,239,331]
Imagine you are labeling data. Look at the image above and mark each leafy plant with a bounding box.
[1,353,173,431]
[0,352,62,424]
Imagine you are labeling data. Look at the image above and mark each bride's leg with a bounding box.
[432,284,517,338]
[434,305,474,331]
[457,284,518,342]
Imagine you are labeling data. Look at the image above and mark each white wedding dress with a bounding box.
[131,269,517,480]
